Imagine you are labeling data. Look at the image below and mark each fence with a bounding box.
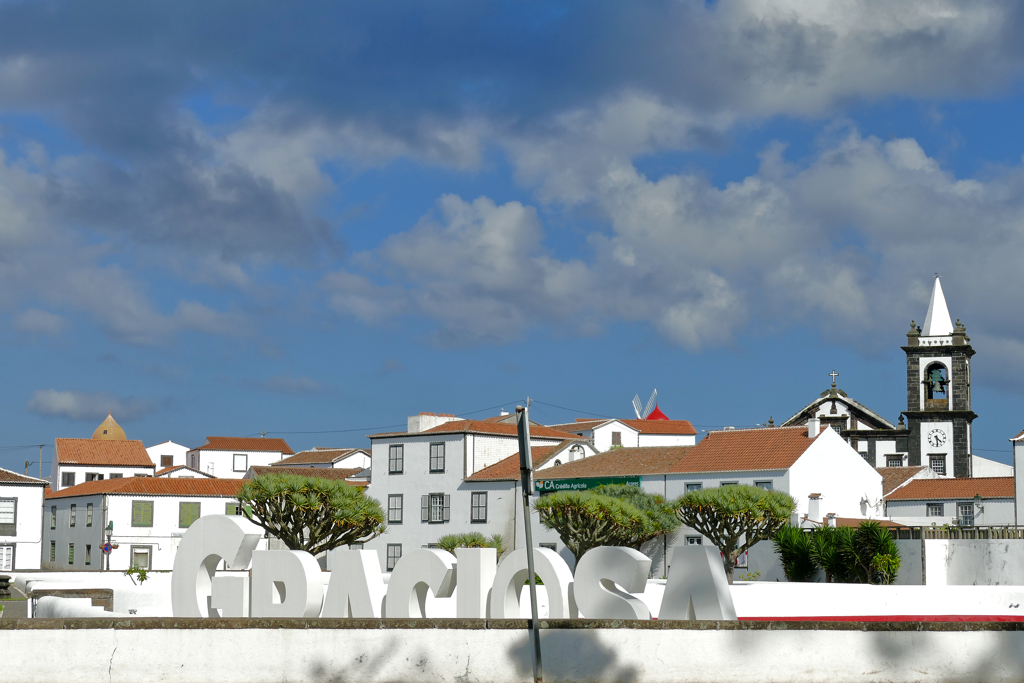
[889,525,1024,540]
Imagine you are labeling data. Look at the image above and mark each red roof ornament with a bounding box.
[646,404,669,420]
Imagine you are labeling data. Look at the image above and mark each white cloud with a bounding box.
[26,389,161,422]
[12,309,69,336]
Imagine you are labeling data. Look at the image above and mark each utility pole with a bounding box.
[24,460,29,476]
[516,400,543,683]
[39,444,43,480]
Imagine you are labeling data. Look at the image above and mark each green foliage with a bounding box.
[674,485,796,581]
[772,525,817,582]
[435,532,506,558]
[534,486,679,561]
[124,565,148,585]
[237,474,386,555]
[773,521,902,585]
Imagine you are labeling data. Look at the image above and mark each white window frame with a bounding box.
[957,502,975,527]
[926,503,944,517]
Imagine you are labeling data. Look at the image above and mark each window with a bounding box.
[49,541,56,563]
[540,543,557,552]
[686,483,702,492]
[422,493,450,523]
[471,492,488,523]
[225,502,251,517]
[930,456,946,475]
[0,498,15,536]
[50,506,56,530]
[86,503,93,527]
[686,536,703,545]
[68,543,74,565]
[85,472,104,482]
[386,544,402,571]
[109,473,123,479]
[611,431,622,447]
[720,481,738,487]
[957,502,975,527]
[70,504,77,527]
[429,443,446,473]
[755,481,773,490]
[0,545,13,572]
[161,455,174,467]
[85,545,91,566]
[389,445,404,474]
[233,454,247,472]
[388,495,404,524]
[887,457,903,468]
[130,546,151,570]
[179,502,200,528]
[131,500,154,527]
[927,503,944,517]
[61,472,76,488]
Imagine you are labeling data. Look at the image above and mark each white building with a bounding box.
[1014,429,1024,525]
[146,441,189,470]
[550,416,698,451]
[51,438,156,492]
[885,477,1015,527]
[186,437,294,479]
[272,447,370,470]
[0,468,47,571]
[155,465,215,479]
[362,416,591,572]
[43,477,257,571]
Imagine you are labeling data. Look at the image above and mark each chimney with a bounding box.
[807,417,820,438]
[808,494,821,524]
[407,412,460,433]
[826,513,837,528]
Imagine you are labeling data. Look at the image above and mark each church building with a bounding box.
[784,277,978,479]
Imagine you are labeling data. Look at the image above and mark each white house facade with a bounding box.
[0,468,47,571]
[186,437,294,479]
[43,477,258,571]
[155,465,215,479]
[51,438,156,492]
[551,417,698,451]
[147,441,190,470]
[885,477,1015,527]
[362,417,590,572]
[272,447,371,470]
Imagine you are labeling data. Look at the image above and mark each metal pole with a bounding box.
[39,444,43,480]
[516,403,543,683]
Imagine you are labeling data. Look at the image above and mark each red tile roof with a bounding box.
[193,437,294,454]
[549,418,697,436]
[466,441,579,482]
[369,420,588,442]
[247,466,366,480]
[0,467,47,485]
[1011,429,1024,442]
[46,477,245,499]
[55,438,154,467]
[885,477,1014,501]
[536,446,694,479]
[667,426,814,474]
[273,448,366,465]
[876,466,927,496]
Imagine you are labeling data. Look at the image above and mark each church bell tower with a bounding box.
[902,277,976,478]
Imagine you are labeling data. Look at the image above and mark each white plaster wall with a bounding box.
[873,439,901,468]
[0,483,44,569]
[591,422,640,451]
[334,451,371,469]
[11,623,1024,683]
[788,428,884,521]
[53,464,155,491]
[186,449,284,478]
[887,498,1015,526]
[148,442,189,469]
[1016,441,1024,525]
[971,455,1013,477]
[636,434,697,447]
[925,539,1024,586]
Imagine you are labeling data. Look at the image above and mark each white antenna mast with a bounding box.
[643,389,657,419]
[632,394,643,420]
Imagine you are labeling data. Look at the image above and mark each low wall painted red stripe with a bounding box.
[739,615,1024,622]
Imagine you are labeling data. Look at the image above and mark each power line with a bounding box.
[262,399,522,436]
[529,400,616,420]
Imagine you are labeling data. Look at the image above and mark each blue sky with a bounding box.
[2,1,1024,472]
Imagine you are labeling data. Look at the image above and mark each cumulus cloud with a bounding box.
[27,389,162,422]
[12,309,69,336]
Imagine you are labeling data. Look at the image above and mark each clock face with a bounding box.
[927,428,947,448]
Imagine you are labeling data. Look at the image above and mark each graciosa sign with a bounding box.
[170,515,736,621]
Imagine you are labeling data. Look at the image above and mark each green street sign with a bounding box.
[534,476,641,493]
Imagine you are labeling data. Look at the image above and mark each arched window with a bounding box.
[924,363,948,401]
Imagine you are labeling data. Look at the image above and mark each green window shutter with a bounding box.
[132,501,143,526]
[143,501,153,527]
[226,502,237,515]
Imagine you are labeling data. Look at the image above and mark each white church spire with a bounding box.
[921,276,954,336]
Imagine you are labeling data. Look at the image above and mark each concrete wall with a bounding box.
[925,539,1024,586]
[6,619,1024,683]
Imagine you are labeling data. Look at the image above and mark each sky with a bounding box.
[2,0,1024,474]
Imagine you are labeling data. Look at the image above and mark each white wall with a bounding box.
[788,427,884,521]
[186,449,284,479]
[53,464,155,491]
[334,451,371,469]
[972,455,1013,477]
[148,442,189,469]
[591,422,640,451]
[637,434,697,447]
[0,483,44,570]
[887,497,1015,527]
